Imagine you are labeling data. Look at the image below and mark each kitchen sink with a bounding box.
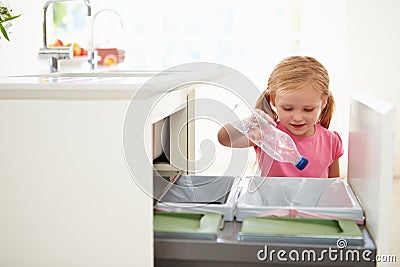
[12,69,177,78]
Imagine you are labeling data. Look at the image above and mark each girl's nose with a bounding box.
[292,113,303,122]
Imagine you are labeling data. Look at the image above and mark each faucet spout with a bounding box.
[40,0,92,72]
[89,9,124,70]
[42,0,92,48]
[83,0,91,16]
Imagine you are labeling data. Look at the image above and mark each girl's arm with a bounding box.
[217,124,255,148]
[328,159,340,178]
[218,109,275,148]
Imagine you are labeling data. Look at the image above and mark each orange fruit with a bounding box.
[49,38,63,47]
[73,43,82,56]
[103,56,117,66]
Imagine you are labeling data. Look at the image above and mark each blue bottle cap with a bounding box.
[295,157,309,170]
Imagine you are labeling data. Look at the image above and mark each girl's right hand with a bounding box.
[254,109,277,127]
[244,109,276,144]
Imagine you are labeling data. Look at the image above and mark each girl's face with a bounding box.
[273,86,327,137]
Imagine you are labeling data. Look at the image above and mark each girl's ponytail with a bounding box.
[255,90,277,122]
[319,93,335,129]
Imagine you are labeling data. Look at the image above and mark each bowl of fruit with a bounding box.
[48,39,89,68]
[49,39,88,57]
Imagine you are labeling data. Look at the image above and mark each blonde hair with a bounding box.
[255,56,335,129]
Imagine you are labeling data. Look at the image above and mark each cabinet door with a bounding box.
[348,93,395,258]
[0,100,153,267]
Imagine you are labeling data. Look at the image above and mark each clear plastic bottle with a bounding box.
[229,105,308,170]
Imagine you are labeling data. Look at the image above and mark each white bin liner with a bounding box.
[160,175,234,204]
[236,177,364,223]
[155,175,241,221]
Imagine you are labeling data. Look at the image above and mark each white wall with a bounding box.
[345,0,400,177]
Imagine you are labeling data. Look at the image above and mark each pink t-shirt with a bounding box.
[255,122,344,178]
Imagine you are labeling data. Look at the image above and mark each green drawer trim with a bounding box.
[241,217,362,237]
[154,212,222,234]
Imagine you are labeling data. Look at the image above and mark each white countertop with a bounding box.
[0,65,232,100]
[0,74,166,100]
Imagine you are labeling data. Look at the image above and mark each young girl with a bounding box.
[218,56,344,178]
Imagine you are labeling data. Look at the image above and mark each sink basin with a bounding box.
[9,69,183,85]
[12,69,176,78]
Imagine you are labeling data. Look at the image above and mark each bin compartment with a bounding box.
[239,217,363,245]
[155,175,241,221]
[236,177,364,223]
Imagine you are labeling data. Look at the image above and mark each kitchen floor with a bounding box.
[391,177,400,266]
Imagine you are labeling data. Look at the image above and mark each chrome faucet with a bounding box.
[39,0,92,72]
[89,9,123,70]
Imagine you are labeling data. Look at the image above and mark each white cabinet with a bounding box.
[0,100,151,266]
[0,86,192,266]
